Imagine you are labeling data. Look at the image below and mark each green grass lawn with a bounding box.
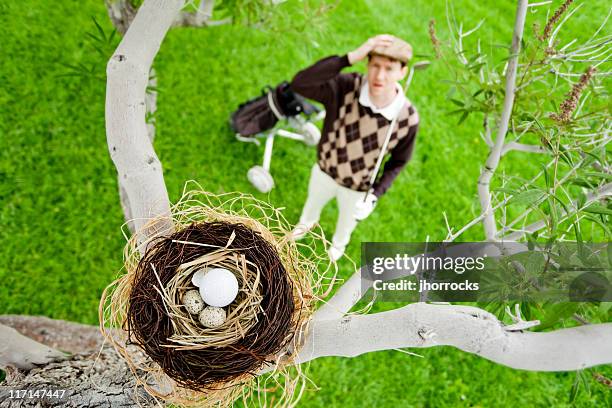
[1,0,610,406]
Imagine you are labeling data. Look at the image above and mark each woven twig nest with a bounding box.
[100,187,334,407]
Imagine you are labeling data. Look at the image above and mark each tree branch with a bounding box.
[296,303,612,371]
[314,270,366,321]
[173,0,232,27]
[0,323,67,370]
[477,0,528,240]
[104,0,137,36]
[105,0,227,35]
[501,141,548,155]
[105,0,180,244]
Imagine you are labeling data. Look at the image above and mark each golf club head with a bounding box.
[413,61,431,70]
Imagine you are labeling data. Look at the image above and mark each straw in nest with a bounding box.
[100,185,337,407]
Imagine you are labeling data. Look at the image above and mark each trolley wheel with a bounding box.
[247,166,275,193]
[302,122,321,146]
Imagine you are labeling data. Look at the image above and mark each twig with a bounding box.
[501,142,548,155]
[501,182,612,240]
[496,159,586,237]
[528,1,552,8]
[447,160,558,242]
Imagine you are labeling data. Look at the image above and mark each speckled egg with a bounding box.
[182,289,205,314]
[198,306,226,328]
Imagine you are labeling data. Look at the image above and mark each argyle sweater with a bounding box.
[291,55,419,197]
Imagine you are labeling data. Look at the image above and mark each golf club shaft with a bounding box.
[363,67,415,202]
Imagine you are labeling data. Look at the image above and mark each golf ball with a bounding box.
[198,267,239,307]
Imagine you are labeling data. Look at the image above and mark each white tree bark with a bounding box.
[477,0,528,240]
[106,0,225,33]
[106,0,182,242]
[117,68,157,233]
[105,0,220,233]
[304,239,612,371]
[105,1,162,233]
[173,0,233,27]
[501,141,548,155]
[314,272,364,321]
[297,303,612,371]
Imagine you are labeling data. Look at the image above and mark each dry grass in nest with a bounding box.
[99,184,337,407]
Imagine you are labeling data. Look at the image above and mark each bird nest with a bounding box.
[100,186,335,407]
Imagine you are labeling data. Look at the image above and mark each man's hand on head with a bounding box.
[348,34,395,65]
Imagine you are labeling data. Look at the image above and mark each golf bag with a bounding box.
[230,81,320,137]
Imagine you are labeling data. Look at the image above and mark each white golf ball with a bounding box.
[198,306,227,328]
[198,267,239,307]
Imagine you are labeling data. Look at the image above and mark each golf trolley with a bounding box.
[230,81,325,193]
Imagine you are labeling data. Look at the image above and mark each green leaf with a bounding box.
[579,370,591,394]
[527,233,536,250]
[91,17,107,42]
[85,32,104,45]
[548,192,569,214]
[543,165,551,189]
[585,172,612,181]
[469,62,486,73]
[580,150,603,167]
[568,372,581,404]
[569,375,580,403]
[509,189,544,207]
[600,302,612,314]
[540,302,579,330]
[446,108,465,116]
[577,192,587,208]
[449,98,464,107]
[574,221,583,244]
[494,187,517,195]
[569,177,595,188]
[550,99,558,113]
[558,144,573,166]
[458,111,469,125]
[108,29,117,45]
[584,204,612,216]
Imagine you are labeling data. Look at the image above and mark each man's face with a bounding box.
[366,55,408,98]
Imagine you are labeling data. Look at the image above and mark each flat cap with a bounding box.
[370,36,413,64]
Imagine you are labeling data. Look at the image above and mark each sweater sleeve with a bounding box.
[290,55,352,106]
[372,122,418,198]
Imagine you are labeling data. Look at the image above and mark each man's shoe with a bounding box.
[328,245,344,262]
[291,223,313,241]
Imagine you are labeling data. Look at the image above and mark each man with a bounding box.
[290,34,420,261]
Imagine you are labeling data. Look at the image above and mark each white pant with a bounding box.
[298,164,367,251]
